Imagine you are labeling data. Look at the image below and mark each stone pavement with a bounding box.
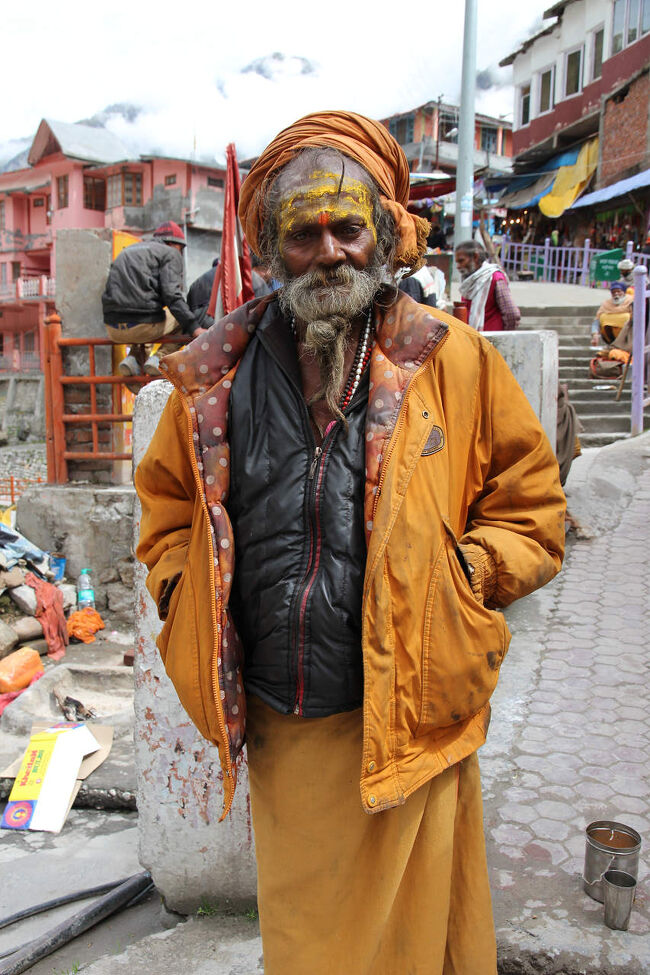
[0,434,648,974]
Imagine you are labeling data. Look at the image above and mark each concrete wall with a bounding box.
[15,483,135,624]
[132,381,257,915]
[486,329,558,450]
[0,374,44,441]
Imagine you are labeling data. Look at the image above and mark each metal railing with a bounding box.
[0,476,44,507]
[631,265,650,437]
[499,238,650,286]
[43,313,186,483]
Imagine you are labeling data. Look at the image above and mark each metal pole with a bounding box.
[454,0,478,252]
[631,265,647,436]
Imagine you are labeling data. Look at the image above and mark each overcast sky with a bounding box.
[4,0,550,163]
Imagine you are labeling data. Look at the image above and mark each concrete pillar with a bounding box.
[485,330,558,450]
[132,381,257,915]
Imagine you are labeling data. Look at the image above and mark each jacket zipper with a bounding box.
[167,380,232,780]
[292,439,330,715]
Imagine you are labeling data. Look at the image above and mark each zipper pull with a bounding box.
[308,446,322,480]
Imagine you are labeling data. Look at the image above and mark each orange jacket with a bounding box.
[136,293,565,818]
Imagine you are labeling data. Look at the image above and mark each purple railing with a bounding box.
[499,238,650,287]
[631,265,650,437]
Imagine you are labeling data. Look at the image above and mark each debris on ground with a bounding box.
[0,647,44,694]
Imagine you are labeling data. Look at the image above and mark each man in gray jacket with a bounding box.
[102,222,199,376]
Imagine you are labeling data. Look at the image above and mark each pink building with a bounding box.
[0,119,226,372]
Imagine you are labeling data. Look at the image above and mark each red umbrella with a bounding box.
[207,142,255,320]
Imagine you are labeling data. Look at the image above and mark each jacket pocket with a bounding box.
[155,563,214,743]
[417,538,510,734]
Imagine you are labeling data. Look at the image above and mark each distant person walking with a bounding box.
[102,222,199,376]
[455,240,520,331]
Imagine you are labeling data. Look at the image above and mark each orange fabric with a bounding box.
[0,647,43,694]
[246,695,497,975]
[25,571,69,660]
[67,607,105,643]
[238,110,430,271]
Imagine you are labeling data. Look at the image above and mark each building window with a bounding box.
[106,172,143,208]
[592,27,604,79]
[0,265,6,287]
[627,0,641,42]
[11,262,20,282]
[207,176,224,188]
[388,114,415,146]
[123,173,142,206]
[539,67,555,113]
[520,84,531,126]
[0,200,4,230]
[164,174,177,186]
[480,126,498,152]
[23,331,35,353]
[56,175,69,209]
[83,176,106,211]
[33,197,44,208]
[643,0,650,34]
[565,48,583,96]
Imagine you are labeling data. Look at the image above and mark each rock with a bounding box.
[117,557,135,588]
[106,583,134,619]
[0,567,27,589]
[123,648,135,667]
[0,619,19,659]
[99,566,120,584]
[12,616,43,641]
[19,637,50,656]
[58,583,77,613]
[9,584,37,615]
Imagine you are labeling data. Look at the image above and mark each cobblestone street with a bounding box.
[482,437,650,973]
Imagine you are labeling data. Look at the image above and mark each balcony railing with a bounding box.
[0,276,55,302]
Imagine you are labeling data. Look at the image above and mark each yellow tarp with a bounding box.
[538,138,599,218]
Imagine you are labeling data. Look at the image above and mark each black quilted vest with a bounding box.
[228,304,368,717]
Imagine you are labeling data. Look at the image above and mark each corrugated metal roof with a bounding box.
[570,168,650,208]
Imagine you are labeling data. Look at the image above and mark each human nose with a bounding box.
[315,228,345,265]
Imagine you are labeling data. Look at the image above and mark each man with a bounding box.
[187,257,272,331]
[590,280,634,347]
[399,261,439,307]
[102,221,199,376]
[455,240,520,331]
[136,111,565,975]
[617,257,636,295]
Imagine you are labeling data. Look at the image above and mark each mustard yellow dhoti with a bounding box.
[246,694,497,975]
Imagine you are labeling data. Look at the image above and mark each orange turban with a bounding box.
[239,110,430,272]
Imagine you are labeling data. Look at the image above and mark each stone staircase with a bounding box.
[519,307,650,448]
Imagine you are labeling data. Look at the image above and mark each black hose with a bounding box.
[0,870,152,975]
[0,876,134,931]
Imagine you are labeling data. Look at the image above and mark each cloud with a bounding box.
[2,0,549,162]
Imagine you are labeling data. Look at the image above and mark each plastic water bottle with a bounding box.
[77,568,95,610]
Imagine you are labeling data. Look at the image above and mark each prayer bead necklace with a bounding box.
[291,307,374,413]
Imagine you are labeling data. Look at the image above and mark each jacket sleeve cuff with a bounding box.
[457,543,498,607]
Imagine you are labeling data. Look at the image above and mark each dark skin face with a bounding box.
[275,164,378,440]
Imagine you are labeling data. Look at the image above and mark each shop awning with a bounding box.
[570,166,650,209]
[538,137,599,217]
[499,172,556,209]
[496,146,582,210]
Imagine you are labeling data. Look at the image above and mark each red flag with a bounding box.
[208,143,255,320]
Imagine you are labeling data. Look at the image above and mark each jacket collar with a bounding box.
[161,287,448,397]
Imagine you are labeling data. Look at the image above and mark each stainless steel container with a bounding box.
[603,870,636,931]
[583,821,642,903]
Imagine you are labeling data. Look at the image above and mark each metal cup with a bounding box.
[603,870,636,931]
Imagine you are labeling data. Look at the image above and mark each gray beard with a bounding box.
[277,264,382,422]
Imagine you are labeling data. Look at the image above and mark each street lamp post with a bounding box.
[454,0,478,252]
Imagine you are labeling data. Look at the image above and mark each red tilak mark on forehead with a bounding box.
[318,211,330,226]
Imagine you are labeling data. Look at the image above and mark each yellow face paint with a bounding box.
[278,169,377,244]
